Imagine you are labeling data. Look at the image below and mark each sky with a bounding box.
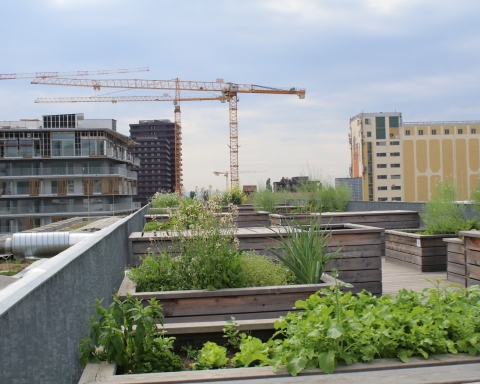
[1,0,480,192]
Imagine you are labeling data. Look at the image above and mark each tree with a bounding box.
[266,178,272,192]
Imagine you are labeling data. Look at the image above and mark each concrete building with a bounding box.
[0,113,140,233]
[129,119,175,206]
[349,112,480,201]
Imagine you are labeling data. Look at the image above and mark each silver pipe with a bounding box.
[0,232,94,258]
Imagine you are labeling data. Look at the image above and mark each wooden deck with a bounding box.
[382,257,451,296]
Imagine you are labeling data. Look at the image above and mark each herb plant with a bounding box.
[268,220,341,284]
[78,294,180,374]
[223,317,241,349]
[240,251,297,287]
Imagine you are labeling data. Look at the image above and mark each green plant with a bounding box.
[231,334,271,367]
[266,282,480,376]
[181,343,199,360]
[134,337,183,373]
[240,251,297,287]
[144,221,160,231]
[79,294,166,374]
[250,187,290,213]
[223,317,241,349]
[294,178,351,213]
[223,186,246,206]
[421,180,466,234]
[471,182,480,218]
[191,342,228,370]
[268,220,341,284]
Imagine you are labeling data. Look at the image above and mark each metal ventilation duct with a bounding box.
[0,232,94,258]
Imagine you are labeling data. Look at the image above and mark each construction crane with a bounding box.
[0,67,149,80]
[213,170,268,191]
[31,77,306,189]
[35,93,230,192]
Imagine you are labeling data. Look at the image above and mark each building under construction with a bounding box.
[129,119,175,205]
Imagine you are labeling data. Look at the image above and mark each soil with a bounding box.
[0,258,35,275]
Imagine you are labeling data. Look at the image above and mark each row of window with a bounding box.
[377,164,401,168]
[378,197,402,201]
[377,186,401,190]
[405,128,477,136]
[377,175,401,179]
[375,141,399,146]
[376,152,400,157]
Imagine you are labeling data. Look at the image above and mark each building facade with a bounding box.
[129,119,175,206]
[0,113,140,233]
[350,112,480,201]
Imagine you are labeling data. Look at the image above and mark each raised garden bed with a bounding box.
[118,273,337,323]
[145,210,270,228]
[385,229,457,272]
[79,353,480,383]
[130,223,383,295]
[444,237,466,286]
[458,230,480,286]
[271,210,420,257]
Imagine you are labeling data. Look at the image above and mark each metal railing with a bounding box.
[2,202,141,216]
[0,166,137,178]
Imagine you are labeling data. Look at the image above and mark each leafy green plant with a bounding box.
[240,251,297,287]
[144,221,160,231]
[223,186,246,206]
[421,180,466,234]
[149,191,182,213]
[268,220,341,284]
[266,282,480,376]
[79,294,169,374]
[191,342,228,370]
[134,337,183,373]
[223,317,241,350]
[231,334,271,367]
[181,343,199,360]
[471,181,480,218]
[249,187,290,213]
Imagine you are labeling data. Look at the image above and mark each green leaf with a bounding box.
[398,350,410,363]
[327,323,343,339]
[286,354,308,376]
[318,350,336,374]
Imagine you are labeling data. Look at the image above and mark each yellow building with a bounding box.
[349,112,480,201]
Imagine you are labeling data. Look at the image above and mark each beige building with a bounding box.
[349,112,480,202]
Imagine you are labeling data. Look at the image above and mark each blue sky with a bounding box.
[1,0,480,191]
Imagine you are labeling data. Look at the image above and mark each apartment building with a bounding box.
[349,112,480,202]
[129,119,175,206]
[0,113,140,233]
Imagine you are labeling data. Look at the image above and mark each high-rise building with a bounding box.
[349,112,480,201]
[129,119,175,205]
[0,113,139,233]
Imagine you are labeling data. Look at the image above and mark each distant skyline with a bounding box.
[1,0,480,191]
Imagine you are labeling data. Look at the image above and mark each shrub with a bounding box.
[268,220,341,284]
[144,221,160,231]
[294,178,351,213]
[149,191,182,213]
[421,181,466,234]
[223,186,246,206]
[240,251,296,287]
[471,181,480,218]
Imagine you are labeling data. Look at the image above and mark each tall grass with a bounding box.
[294,178,351,213]
[249,187,291,213]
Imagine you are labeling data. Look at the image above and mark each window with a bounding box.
[458,129,463,134]
[392,197,402,201]
[378,197,388,201]
[432,129,437,135]
[367,132,372,137]
[405,130,411,136]
[376,153,387,157]
[390,152,400,156]
[391,175,401,179]
[377,175,387,179]
[445,129,450,134]
[390,141,400,145]
[377,164,387,168]
[391,186,401,190]
[365,118,371,125]
[52,133,74,156]
[376,141,386,146]
[472,128,477,134]
[391,164,401,168]
[376,117,386,139]
[378,186,387,190]
[389,116,400,128]
[418,130,424,135]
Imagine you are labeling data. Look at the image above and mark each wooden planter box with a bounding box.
[444,237,466,286]
[458,230,480,286]
[145,211,270,228]
[118,273,337,323]
[270,210,420,257]
[130,223,383,295]
[385,230,457,272]
[79,353,480,383]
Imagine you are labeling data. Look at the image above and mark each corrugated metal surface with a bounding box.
[0,204,148,384]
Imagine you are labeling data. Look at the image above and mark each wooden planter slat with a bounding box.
[447,272,466,286]
[466,249,480,266]
[444,237,466,286]
[80,353,480,384]
[467,263,480,280]
[447,262,465,276]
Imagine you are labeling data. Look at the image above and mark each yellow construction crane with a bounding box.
[213,170,268,191]
[1,67,148,80]
[31,77,305,189]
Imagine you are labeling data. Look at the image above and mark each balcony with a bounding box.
[0,166,137,179]
[0,202,141,216]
